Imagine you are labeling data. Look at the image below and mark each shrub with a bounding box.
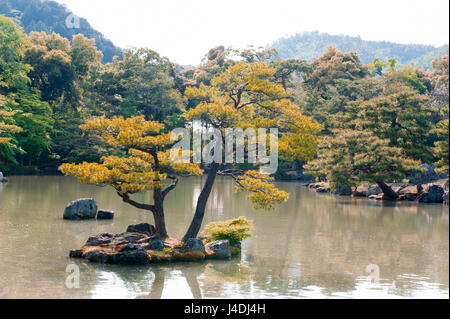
[201,216,253,246]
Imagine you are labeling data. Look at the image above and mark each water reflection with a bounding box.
[0,176,448,298]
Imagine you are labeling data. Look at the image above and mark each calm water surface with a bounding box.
[0,176,448,298]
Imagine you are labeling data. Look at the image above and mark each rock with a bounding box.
[126,223,156,236]
[83,250,110,263]
[444,179,449,192]
[109,243,150,265]
[405,193,418,201]
[170,238,206,261]
[180,238,205,253]
[69,249,83,258]
[412,164,437,185]
[366,185,382,196]
[316,187,328,193]
[416,184,444,203]
[390,183,409,193]
[368,194,384,200]
[309,182,330,189]
[398,185,420,201]
[112,247,150,265]
[84,231,150,247]
[97,209,114,220]
[144,238,165,251]
[119,243,145,252]
[354,185,368,197]
[63,198,98,220]
[112,232,151,246]
[205,240,231,259]
[443,191,449,205]
[0,172,7,183]
[84,232,114,246]
[333,188,352,196]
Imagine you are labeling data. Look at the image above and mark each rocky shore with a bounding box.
[69,223,241,265]
[306,179,449,204]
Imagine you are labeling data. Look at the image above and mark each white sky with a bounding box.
[53,0,450,65]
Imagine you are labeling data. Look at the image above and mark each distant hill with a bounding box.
[270,31,449,69]
[0,0,122,63]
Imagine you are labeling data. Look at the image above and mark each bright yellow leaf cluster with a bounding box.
[80,115,171,150]
[201,216,254,245]
[234,170,289,210]
[59,116,202,195]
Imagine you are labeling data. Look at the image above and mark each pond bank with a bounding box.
[306,179,449,204]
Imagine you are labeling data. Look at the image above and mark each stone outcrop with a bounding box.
[126,223,156,236]
[69,223,241,265]
[398,185,421,201]
[63,198,98,220]
[416,184,444,203]
[308,178,447,205]
[366,185,382,196]
[205,240,231,259]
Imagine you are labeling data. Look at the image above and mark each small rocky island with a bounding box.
[69,223,241,265]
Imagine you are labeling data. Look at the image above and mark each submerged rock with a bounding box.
[205,240,231,259]
[63,198,98,220]
[97,209,114,220]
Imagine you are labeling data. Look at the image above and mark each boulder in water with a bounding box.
[97,209,114,220]
[416,184,444,203]
[63,198,98,220]
[205,240,231,259]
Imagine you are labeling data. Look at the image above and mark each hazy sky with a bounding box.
[54,0,449,65]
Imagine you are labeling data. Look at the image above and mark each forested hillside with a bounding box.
[270,31,449,69]
[0,0,122,63]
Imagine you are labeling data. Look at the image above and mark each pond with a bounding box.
[0,176,448,298]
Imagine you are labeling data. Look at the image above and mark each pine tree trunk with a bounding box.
[183,162,219,242]
[153,188,168,239]
[376,181,398,200]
